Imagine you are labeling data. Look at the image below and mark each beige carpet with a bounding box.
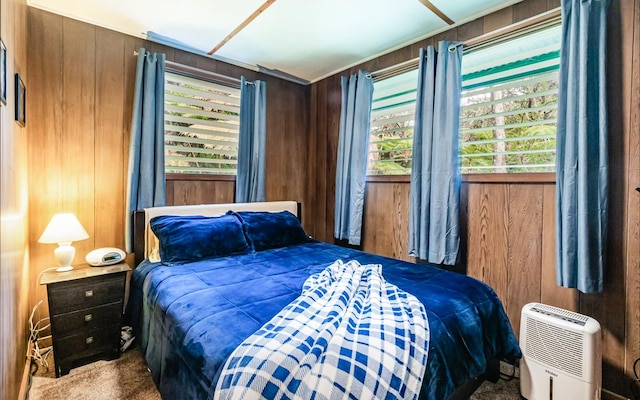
[28,349,160,400]
[29,348,521,399]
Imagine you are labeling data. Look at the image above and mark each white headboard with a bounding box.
[138,201,299,263]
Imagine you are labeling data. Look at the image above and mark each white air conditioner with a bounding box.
[520,303,601,400]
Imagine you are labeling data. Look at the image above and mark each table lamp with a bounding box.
[38,213,89,272]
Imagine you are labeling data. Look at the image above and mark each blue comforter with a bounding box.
[128,241,520,399]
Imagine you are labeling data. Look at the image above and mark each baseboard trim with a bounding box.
[17,342,33,400]
[602,388,630,400]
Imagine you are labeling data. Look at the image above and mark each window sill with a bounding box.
[462,172,555,183]
[366,172,555,184]
[166,174,236,182]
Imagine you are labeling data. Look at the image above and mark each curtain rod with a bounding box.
[133,51,243,87]
[370,7,561,81]
[460,7,561,52]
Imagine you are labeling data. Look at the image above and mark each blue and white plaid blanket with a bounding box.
[214,259,430,400]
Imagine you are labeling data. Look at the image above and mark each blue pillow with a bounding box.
[229,210,310,251]
[150,214,250,262]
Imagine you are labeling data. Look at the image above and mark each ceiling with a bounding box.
[28,0,523,84]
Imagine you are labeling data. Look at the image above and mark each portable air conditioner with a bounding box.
[520,303,601,400]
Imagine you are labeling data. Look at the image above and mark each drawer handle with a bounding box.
[84,314,93,322]
[85,290,93,298]
[85,336,94,345]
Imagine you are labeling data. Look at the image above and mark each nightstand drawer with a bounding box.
[48,274,125,314]
[52,302,123,336]
[54,325,120,362]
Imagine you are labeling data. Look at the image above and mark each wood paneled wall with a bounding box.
[309,0,640,396]
[0,0,30,398]
[22,0,640,397]
[26,6,310,331]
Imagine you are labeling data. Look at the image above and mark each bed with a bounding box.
[127,201,521,400]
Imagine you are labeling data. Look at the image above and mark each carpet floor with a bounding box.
[28,348,522,399]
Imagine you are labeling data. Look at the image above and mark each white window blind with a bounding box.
[367,69,419,175]
[164,72,241,175]
[460,24,561,173]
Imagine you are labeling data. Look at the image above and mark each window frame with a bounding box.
[164,68,242,178]
[366,172,555,184]
[365,9,561,183]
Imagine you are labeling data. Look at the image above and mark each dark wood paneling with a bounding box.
[166,180,235,206]
[513,0,549,22]
[306,82,319,236]
[457,18,484,42]
[23,0,640,397]
[27,7,65,336]
[326,75,342,242]
[467,184,509,301]
[625,0,640,388]
[506,184,543,336]
[308,0,640,396]
[483,7,514,33]
[362,183,411,261]
[26,2,310,359]
[62,18,96,262]
[540,184,578,310]
[575,0,631,391]
[95,28,125,249]
[1,0,29,398]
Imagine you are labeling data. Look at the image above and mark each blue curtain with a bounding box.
[556,0,610,293]
[408,42,463,265]
[125,48,166,252]
[236,77,267,203]
[334,71,374,245]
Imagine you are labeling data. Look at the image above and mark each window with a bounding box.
[366,23,561,176]
[164,72,241,175]
[367,69,419,175]
[460,24,561,173]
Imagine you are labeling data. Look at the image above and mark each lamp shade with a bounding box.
[38,213,89,244]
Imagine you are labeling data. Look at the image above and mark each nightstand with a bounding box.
[39,262,131,377]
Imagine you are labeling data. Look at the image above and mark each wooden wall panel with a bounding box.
[26,2,310,367]
[362,184,389,255]
[362,183,411,262]
[309,0,640,395]
[61,18,96,260]
[540,184,578,310]
[1,0,29,398]
[21,0,640,397]
[310,80,328,239]
[624,0,640,388]
[483,7,514,33]
[27,8,65,335]
[467,184,509,302]
[166,180,235,206]
[506,184,543,336]
[325,75,343,242]
[95,28,125,250]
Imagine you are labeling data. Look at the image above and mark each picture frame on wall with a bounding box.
[15,73,25,126]
[0,38,6,106]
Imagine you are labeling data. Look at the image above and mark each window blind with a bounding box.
[460,24,561,173]
[367,69,419,175]
[164,72,241,175]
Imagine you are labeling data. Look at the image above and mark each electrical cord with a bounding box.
[25,268,59,399]
[24,360,38,400]
[632,356,640,400]
[499,361,518,382]
[27,300,53,370]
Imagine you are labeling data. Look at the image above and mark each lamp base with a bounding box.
[54,242,76,272]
